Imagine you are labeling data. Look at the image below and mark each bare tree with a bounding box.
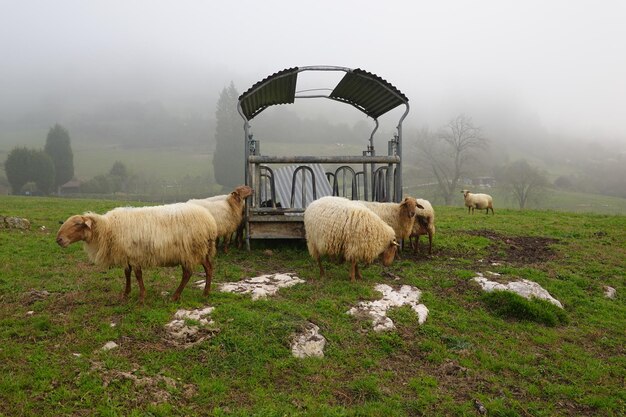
[496,159,548,209]
[415,115,488,205]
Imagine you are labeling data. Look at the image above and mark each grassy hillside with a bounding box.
[404,184,626,215]
[1,196,624,416]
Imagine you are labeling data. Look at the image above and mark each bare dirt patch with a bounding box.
[90,360,197,405]
[22,289,52,305]
[465,230,560,264]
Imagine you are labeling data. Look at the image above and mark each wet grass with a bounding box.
[0,195,625,416]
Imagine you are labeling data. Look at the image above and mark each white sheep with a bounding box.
[357,197,422,241]
[188,185,253,253]
[304,196,399,282]
[409,198,436,254]
[462,189,494,215]
[56,202,218,302]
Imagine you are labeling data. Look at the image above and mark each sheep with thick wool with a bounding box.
[410,198,436,254]
[462,189,494,215]
[188,185,253,253]
[304,196,399,282]
[56,203,217,302]
[358,197,423,241]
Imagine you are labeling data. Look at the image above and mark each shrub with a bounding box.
[481,290,568,326]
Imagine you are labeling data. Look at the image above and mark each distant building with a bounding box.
[60,179,82,194]
[472,176,496,188]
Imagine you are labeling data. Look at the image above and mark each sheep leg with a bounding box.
[236,223,244,249]
[172,266,192,302]
[201,256,214,297]
[348,262,363,281]
[316,257,325,278]
[413,235,420,253]
[122,265,132,299]
[221,234,230,254]
[428,233,433,255]
[134,266,145,303]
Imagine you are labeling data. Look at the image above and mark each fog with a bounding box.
[1,0,625,142]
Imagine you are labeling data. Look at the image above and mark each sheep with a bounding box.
[304,196,399,282]
[462,189,494,215]
[56,202,218,302]
[188,185,253,253]
[409,198,436,254]
[357,197,423,241]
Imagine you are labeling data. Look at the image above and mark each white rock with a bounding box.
[164,306,216,346]
[204,273,305,300]
[102,341,118,351]
[347,284,429,331]
[291,323,326,358]
[473,276,563,308]
[72,353,82,357]
[604,286,616,299]
[171,307,215,326]
[26,311,34,316]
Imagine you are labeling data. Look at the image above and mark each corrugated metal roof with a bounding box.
[238,67,299,120]
[238,66,408,121]
[329,68,408,119]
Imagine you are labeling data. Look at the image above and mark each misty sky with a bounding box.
[2,0,625,140]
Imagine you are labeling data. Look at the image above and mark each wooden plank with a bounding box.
[249,214,304,222]
[248,155,400,164]
[249,220,305,239]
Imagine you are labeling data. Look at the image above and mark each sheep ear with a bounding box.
[416,203,424,210]
[231,191,241,203]
[392,240,400,247]
[83,218,93,229]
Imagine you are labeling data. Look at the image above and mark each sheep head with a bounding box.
[229,185,254,205]
[56,214,93,247]
[381,239,399,266]
[400,197,422,219]
[461,190,470,198]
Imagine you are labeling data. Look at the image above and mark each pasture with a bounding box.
[0,195,624,416]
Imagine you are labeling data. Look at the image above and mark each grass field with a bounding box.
[1,196,625,416]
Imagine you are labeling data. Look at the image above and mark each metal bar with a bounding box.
[249,155,400,164]
[362,151,369,201]
[396,102,409,203]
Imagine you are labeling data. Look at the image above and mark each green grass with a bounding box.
[72,144,213,181]
[1,196,625,416]
[481,291,569,326]
[403,184,626,215]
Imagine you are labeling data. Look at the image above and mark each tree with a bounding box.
[109,161,129,192]
[415,115,488,205]
[496,160,548,209]
[4,147,55,195]
[212,82,243,189]
[80,175,113,194]
[5,147,32,194]
[29,150,56,195]
[44,124,74,192]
